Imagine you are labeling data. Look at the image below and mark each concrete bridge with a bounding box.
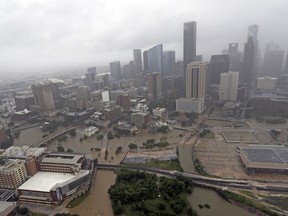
[30,126,76,147]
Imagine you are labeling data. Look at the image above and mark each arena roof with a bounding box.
[240,145,288,164]
[18,172,76,192]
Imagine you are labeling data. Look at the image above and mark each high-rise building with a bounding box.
[209,55,230,85]
[228,43,243,71]
[144,44,163,74]
[229,43,238,55]
[110,61,122,80]
[196,55,203,62]
[143,51,148,73]
[247,24,260,85]
[0,159,27,189]
[147,72,162,101]
[87,67,97,74]
[263,42,284,77]
[219,71,239,102]
[248,24,258,45]
[122,61,135,79]
[183,21,197,75]
[241,36,255,99]
[133,49,142,74]
[31,82,56,111]
[85,71,96,91]
[285,51,288,74]
[163,50,175,76]
[185,62,207,100]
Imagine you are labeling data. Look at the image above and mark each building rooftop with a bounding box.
[84,126,98,132]
[18,171,77,192]
[40,153,85,165]
[241,145,288,164]
[0,201,16,215]
[0,159,25,173]
[2,146,46,158]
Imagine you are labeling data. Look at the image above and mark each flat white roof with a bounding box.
[18,172,76,192]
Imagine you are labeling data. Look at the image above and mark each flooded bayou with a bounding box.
[15,126,255,216]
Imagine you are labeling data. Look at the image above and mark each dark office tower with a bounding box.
[110,61,121,80]
[228,43,243,71]
[122,61,135,79]
[229,43,238,55]
[143,51,148,73]
[147,72,162,101]
[163,50,176,76]
[241,36,255,99]
[209,55,230,85]
[285,51,288,74]
[196,55,203,61]
[85,71,95,91]
[144,44,163,74]
[247,24,259,80]
[263,42,284,77]
[183,21,197,76]
[87,67,97,74]
[133,49,142,74]
[248,25,258,45]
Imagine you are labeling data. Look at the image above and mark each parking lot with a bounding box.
[194,128,288,182]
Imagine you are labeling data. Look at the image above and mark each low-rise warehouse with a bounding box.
[17,170,90,204]
[240,145,288,173]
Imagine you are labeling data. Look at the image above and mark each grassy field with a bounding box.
[125,159,183,172]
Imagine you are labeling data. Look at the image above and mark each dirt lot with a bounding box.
[194,130,288,182]
[222,130,258,143]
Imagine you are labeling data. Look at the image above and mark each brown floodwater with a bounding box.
[69,170,116,216]
[15,127,255,216]
[187,187,254,216]
[14,126,46,146]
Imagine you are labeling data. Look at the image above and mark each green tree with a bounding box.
[108,131,114,140]
[57,145,65,152]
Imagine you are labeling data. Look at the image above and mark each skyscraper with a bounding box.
[163,50,175,76]
[147,72,162,101]
[110,61,122,80]
[133,49,142,74]
[247,24,260,82]
[183,21,197,75]
[247,24,258,45]
[85,71,95,91]
[209,55,230,85]
[285,51,288,74]
[263,42,284,77]
[219,71,239,102]
[241,36,255,99]
[143,51,148,73]
[87,67,97,74]
[31,82,56,111]
[228,43,243,71]
[144,44,163,74]
[185,62,207,100]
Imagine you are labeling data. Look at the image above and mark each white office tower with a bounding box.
[185,62,207,100]
[219,71,239,102]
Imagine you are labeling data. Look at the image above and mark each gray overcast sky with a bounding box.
[0,0,287,73]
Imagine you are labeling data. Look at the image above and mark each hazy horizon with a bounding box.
[0,0,288,74]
